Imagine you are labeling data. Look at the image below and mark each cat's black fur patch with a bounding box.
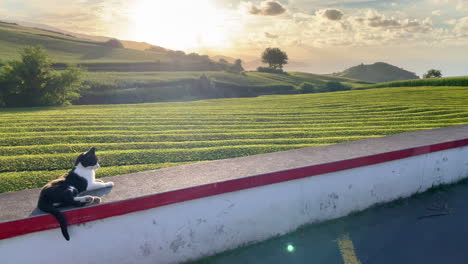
[75,147,99,167]
[37,147,98,241]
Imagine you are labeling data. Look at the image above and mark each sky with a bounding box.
[1,0,468,76]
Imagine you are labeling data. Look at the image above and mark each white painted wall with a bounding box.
[1,146,468,264]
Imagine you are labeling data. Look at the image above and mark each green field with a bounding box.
[1,85,467,193]
[0,21,372,105]
[78,71,370,104]
[360,76,468,89]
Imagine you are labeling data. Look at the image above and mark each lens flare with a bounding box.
[287,244,295,253]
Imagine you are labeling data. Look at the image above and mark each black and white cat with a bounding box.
[37,147,114,241]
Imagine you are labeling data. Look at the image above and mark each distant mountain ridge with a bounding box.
[334,62,419,83]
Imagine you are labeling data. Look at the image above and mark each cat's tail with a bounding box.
[38,200,70,241]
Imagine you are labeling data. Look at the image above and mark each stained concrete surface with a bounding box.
[195,181,468,264]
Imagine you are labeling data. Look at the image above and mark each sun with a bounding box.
[130,0,229,51]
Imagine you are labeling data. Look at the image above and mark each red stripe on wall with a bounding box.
[1,138,468,240]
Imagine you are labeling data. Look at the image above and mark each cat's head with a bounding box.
[75,147,100,170]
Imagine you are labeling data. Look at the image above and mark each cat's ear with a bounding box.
[88,147,96,154]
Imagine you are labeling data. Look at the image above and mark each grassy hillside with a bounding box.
[77,71,371,104]
[0,21,370,103]
[84,71,369,88]
[359,76,468,89]
[0,22,167,63]
[1,85,467,193]
[335,62,419,83]
[0,21,228,71]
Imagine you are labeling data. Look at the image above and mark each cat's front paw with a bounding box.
[105,182,114,187]
[91,197,101,204]
[83,195,94,203]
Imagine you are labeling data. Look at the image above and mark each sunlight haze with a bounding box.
[1,0,468,76]
[129,0,235,50]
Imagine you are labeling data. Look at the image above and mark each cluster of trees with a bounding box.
[147,45,244,73]
[0,46,88,107]
[102,38,124,48]
[218,58,244,73]
[298,81,350,94]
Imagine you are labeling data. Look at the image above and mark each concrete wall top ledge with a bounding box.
[1,124,467,239]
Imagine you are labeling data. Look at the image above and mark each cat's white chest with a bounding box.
[74,164,95,183]
[74,162,113,191]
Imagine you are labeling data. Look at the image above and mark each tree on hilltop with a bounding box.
[232,59,244,73]
[261,47,288,70]
[423,69,442,78]
[103,38,124,48]
[146,45,167,53]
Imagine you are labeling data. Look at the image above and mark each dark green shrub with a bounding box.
[257,66,284,74]
[102,38,124,48]
[314,86,329,93]
[326,81,351,92]
[298,82,316,93]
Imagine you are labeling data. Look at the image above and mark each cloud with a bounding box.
[457,1,468,10]
[265,32,279,38]
[454,16,468,36]
[356,10,400,28]
[354,10,432,33]
[429,0,468,11]
[432,10,443,15]
[0,0,132,36]
[317,9,344,21]
[248,8,444,51]
[248,0,286,16]
[446,18,457,24]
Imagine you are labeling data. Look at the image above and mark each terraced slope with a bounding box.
[1,86,467,193]
[84,71,369,89]
[360,76,468,89]
[80,71,371,104]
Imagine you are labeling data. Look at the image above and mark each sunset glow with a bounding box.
[130,0,230,50]
[2,0,468,75]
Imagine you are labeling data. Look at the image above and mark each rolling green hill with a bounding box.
[84,71,369,88]
[78,71,371,104]
[0,21,167,63]
[0,21,371,105]
[335,62,419,83]
[0,85,467,193]
[0,21,229,71]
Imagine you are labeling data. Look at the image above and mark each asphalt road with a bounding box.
[194,180,468,264]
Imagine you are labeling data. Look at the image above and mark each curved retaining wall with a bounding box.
[1,125,468,264]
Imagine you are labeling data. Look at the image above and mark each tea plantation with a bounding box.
[1,85,467,193]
